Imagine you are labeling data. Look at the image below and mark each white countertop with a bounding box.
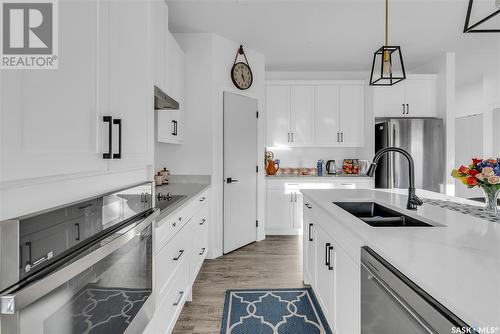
[301,188,500,329]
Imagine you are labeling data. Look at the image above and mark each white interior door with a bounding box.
[223,92,258,253]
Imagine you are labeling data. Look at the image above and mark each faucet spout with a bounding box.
[367,147,423,210]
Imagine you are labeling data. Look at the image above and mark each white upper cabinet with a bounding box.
[0,0,107,182]
[266,86,291,146]
[372,76,437,117]
[315,86,340,145]
[339,86,364,146]
[266,81,365,147]
[0,0,154,183]
[158,32,185,144]
[290,86,315,145]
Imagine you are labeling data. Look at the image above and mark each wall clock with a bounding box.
[231,45,253,90]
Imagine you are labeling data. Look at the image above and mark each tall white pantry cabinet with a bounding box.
[0,0,157,220]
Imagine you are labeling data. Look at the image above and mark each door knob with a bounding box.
[226,178,239,184]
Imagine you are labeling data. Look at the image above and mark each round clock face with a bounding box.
[231,62,253,90]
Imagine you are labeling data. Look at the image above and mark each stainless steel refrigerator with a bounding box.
[375,118,445,193]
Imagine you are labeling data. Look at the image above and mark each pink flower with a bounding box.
[482,167,495,177]
[487,176,500,184]
[476,173,485,181]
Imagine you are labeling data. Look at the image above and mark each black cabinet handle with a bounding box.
[328,245,334,270]
[200,219,206,226]
[26,242,32,267]
[113,118,122,159]
[305,203,312,209]
[406,104,409,114]
[103,116,112,159]
[172,120,178,136]
[19,246,22,269]
[325,243,330,266]
[308,223,313,242]
[173,249,184,261]
[199,247,206,255]
[75,223,80,241]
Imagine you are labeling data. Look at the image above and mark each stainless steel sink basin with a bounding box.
[332,202,435,227]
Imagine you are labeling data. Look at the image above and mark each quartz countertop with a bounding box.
[154,177,210,221]
[301,188,500,329]
[266,174,372,179]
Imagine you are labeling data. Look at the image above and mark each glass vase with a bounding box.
[481,185,500,214]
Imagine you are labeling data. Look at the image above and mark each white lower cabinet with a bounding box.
[303,195,361,334]
[144,188,210,334]
[266,178,373,234]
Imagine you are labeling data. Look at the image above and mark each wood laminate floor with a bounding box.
[172,235,304,334]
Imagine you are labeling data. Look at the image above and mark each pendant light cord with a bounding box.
[385,0,388,46]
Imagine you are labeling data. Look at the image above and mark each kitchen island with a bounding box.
[302,188,500,334]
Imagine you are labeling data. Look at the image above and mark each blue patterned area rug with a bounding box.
[221,288,332,334]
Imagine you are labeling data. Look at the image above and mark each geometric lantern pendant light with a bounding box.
[369,0,406,86]
[463,0,500,33]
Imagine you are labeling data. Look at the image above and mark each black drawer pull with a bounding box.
[75,223,80,241]
[325,243,330,267]
[308,223,313,242]
[199,247,206,255]
[305,203,312,209]
[199,219,206,226]
[328,245,334,271]
[173,249,184,261]
[199,197,206,202]
[173,291,184,306]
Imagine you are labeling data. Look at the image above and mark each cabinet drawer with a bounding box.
[155,223,192,300]
[151,262,190,334]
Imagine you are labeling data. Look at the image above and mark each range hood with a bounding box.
[154,85,179,110]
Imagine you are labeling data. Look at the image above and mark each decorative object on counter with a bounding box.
[463,0,500,33]
[369,0,406,86]
[451,158,500,214]
[422,198,500,223]
[342,159,360,175]
[154,172,164,186]
[317,160,324,176]
[325,160,337,175]
[266,159,280,176]
[231,45,253,90]
[221,288,332,334]
[300,168,316,176]
[159,168,170,185]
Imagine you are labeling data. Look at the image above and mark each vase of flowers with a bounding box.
[451,158,500,214]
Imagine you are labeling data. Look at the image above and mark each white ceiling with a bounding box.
[166,0,500,72]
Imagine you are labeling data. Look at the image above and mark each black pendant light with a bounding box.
[369,0,406,86]
[464,0,500,33]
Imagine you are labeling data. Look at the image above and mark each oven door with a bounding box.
[0,209,159,334]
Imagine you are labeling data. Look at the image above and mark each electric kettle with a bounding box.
[325,160,337,175]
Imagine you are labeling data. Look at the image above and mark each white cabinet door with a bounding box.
[315,86,340,145]
[107,0,153,170]
[266,86,291,146]
[314,224,334,324]
[151,0,168,91]
[266,189,293,230]
[293,191,303,229]
[372,84,405,117]
[404,79,437,117]
[339,86,364,146]
[290,86,314,145]
[0,0,108,182]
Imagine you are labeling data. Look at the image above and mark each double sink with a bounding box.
[333,202,437,227]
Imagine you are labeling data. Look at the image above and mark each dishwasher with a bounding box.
[361,246,477,334]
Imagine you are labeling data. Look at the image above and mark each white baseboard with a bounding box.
[265,228,303,236]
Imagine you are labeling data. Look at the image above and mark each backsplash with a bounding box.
[266,147,372,168]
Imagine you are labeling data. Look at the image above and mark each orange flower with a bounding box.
[466,176,478,186]
[458,165,469,174]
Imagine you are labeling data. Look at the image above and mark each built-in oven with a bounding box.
[0,183,158,334]
[361,246,477,334]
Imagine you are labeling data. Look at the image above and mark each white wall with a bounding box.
[155,33,266,258]
[265,71,375,170]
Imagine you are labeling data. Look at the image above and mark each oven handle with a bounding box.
[0,209,159,315]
